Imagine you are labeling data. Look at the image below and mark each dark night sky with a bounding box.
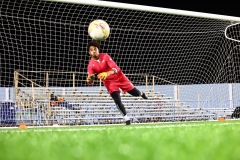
[103,0,240,17]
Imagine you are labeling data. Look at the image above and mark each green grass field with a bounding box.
[0,120,240,160]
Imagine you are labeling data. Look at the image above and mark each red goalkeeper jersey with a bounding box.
[87,53,134,94]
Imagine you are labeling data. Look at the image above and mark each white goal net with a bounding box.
[1,0,240,127]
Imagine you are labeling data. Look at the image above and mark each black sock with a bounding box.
[111,91,126,115]
[127,87,142,96]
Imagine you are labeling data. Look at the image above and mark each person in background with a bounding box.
[50,93,58,106]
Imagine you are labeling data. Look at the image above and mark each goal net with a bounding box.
[1,0,240,127]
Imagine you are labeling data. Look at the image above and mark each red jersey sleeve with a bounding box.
[87,61,94,75]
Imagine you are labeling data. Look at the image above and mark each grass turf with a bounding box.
[0,120,240,160]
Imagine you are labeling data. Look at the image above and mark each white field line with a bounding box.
[0,121,240,133]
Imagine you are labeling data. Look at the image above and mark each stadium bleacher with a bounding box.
[8,87,230,126]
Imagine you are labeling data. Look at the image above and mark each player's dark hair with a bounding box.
[87,40,100,51]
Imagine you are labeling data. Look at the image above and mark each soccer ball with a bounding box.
[88,19,110,41]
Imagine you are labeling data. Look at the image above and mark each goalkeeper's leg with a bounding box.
[127,87,148,99]
[110,91,131,125]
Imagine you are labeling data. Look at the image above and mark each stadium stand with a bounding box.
[11,87,227,126]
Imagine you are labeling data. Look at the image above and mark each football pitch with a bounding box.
[0,120,240,160]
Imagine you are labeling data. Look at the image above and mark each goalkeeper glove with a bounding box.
[97,71,114,80]
[86,74,95,85]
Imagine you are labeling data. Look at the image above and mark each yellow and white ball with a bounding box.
[88,19,110,41]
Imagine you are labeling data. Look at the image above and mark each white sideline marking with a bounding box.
[0,121,240,133]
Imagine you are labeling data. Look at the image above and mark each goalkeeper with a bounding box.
[86,40,148,125]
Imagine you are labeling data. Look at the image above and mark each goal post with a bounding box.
[225,22,240,43]
[1,0,240,127]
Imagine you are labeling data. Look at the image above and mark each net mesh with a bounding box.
[0,0,240,126]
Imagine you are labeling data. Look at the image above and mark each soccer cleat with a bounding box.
[126,120,131,125]
[123,115,131,125]
[141,92,148,99]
